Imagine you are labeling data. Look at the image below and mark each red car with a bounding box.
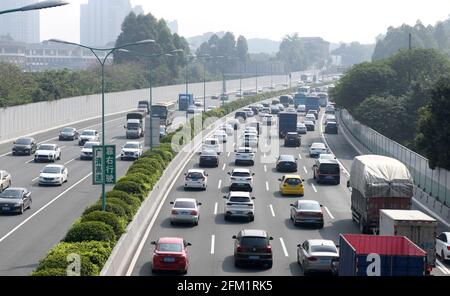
[151,237,191,274]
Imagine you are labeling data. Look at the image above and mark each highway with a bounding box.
[128,106,450,276]
[0,76,290,276]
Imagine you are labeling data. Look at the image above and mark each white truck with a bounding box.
[380,209,437,275]
[125,112,145,139]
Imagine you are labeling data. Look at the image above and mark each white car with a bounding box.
[227,119,240,130]
[436,232,450,262]
[297,123,307,134]
[184,169,208,190]
[305,114,316,123]
[120,141,143,160]
[34,144,61,163]
[318,153,336,161]
[325,115,336,125]
[234,147,255,166]
[228,168,254,192]
[202,138,221,154]
[261,114,274,126]
[39,164,68,186]
[0,170,12,192]
[243,108,254,117]
[80,141,100,160]
[240,134,258,148]
[297,105,306,113]
[213,130,228,143]
[297,239,339,275]
[309,143,328,157]
[170,198,201,226]
[220,124,234,136]
[223,191,255,221]
[78,130,99,146]
[244,127,258,135]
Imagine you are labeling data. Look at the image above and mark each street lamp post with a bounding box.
[255,63,258,94]
[0,0,68,14]
[48,39,155,211]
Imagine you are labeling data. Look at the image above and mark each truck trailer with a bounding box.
[125,111,145,139]
[278,112,297,138]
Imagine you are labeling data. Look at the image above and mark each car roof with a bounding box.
[307,239,336,248]
[311,142,326,148]
[317,159,339,165]
[187,169,204,173]
[158,237,184,244]
[237,147,253,151]
[4,187,26,191]
[287,132,298,135]
[279,155,295,160]
[174,198,197,203]
[38,143,57,147]
[240,229,267,238]
[304,121,314,124]
[297,123,306,126]
[44,164,65,169]
[229,191,251,197]
[85,141,100,145]
[82,129,96,132]
[232,168,251,173]
[298,200,320,205]
[16,137,34,141]
[125,141,140,145]
[284,174,302,179]
[205,138,218,142]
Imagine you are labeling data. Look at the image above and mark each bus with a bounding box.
[151,102,176,126]
[298,85,311,94]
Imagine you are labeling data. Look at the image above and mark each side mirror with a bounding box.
[297,244,301,247]
[205,174,209,177]
[223,196,227,199]
[197,202,202,206]
[186,242,192,247]
[184,173,187,176]
[302,179,305,182]
[251,197,256,200]
[170,202,174,205]
[123,125,126,129]
[346,180,350,188]
[278,179,282,181]
[320,204,323,207]
[290,204,294,207]
[232,235,237,239]
[269,237,274,240]
[150,241,156,245]
[227,172,231,175]
[252,173,255,176]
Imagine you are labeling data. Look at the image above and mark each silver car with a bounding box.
[170,198,201,226]
[297,239,339,275]
[0,170,12,192]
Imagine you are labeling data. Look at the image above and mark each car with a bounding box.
[284,132,301,147]
[206,106,217,112]
[325,122,338,134]
[309,142,328,157]
[199,149,219,167]
[318,153,336,160]
[235,111,247,121]
[305,114,316,123]
[202,138,221,154]
[286,107,296,112]
[194,101,203,107]
[297,239,339,275]
[249,106,260,115]
[38,164,68,186]
[223,191,255,221]
[271,99,280,105]
[0,170,12,192]
[261,114,274,126]
[297,105,306,113]
[228,168,255,192]
[313,158,340,184]
[233,229,273,268]
[325,115,336,125]
[78,130,99,146]
[12,137,37,156]
[259,107,270,115]
[184,169,208,190]
[211,95,219,100]
[325,105,335,115]
[297,122,307,134]
[34,143,61,162]
[247,122,260,135]
[220,124,234,136]
[243,128,258,137]
[0,187,32,214]
[279,175,305,196]
[234,147,255,166]
[304,120,315,131]
[213,130,228,143]
[220,94,229,101]
[277,104,285,112]
[170,198,202,226]
[159,126,167,138]
[187,105,196,114]
[261,102,270,108]
[290,200,324,228]
[59,127,79,141]
[240,134,258,148]
[80,141,100,160]
[436,232,450,262]
[151,237,191,274]
[227,119,240,130]
[307,109,319,120]
[276,155,298,172]
[270,106,280,115]
[120,141,143,160]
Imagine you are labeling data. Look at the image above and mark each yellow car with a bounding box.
[279,175,305,196]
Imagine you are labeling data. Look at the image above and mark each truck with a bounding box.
[178,93,194,111]
[305,95,321,112]
[137,100,150,114]
[379,209,437,274]
[125,111,145,139]
[338,234,428,276]
[294,93,306,108]
[278,112,297,138]
[348,155,414,234]
[318,93,328,107]
[279,95,291,108]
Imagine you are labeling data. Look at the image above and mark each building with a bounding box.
[167,20,179,35]
[80,0,133,47]
[0,0,40,44]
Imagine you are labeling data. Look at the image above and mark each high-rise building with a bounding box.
[80,0,133,47]
[0,0,40,43]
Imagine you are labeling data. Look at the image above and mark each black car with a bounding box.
[284,132,301,147]
[313,159,340,185]
[12,137,37,156]
[304,121,315,131]
[325,122,338,134]
[261,102,270,108]
[59,127,79,141]
[0,187,32,214]
[235,111,247,121]
[199,150,219,167]
[270,106,280,115]
[249,106,259,115]
[233,229,273,268]
[276,155,298,172]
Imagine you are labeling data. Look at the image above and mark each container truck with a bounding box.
[137,100,150,114]
[348,155,414,234]
[278,112,297,138]
[178,93,194,111]
[294,93,306,108]
[338,234,428,276]
[125,111,145,139]
[305,96,321,112]
[279,95,291,108]
[318,93,328,107]
[379,209,436,274]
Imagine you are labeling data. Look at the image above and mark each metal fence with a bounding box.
[340,109,450,206]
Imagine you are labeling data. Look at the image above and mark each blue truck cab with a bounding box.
[179,94,194,111]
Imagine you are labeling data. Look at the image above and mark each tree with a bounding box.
[331,42,375,66]
[236,35,249,63]
[277,34,307,72]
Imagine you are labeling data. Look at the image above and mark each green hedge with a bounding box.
[81,211,124,237]
[106,190,141,212]
[83,202,127,219]
[64,221,116,243]
[113,181,146,201]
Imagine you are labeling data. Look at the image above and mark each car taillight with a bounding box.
[296,212,303,217]
[237,246,243,252]
[308,257,317,261]
[265,245,272,253]
[171,210,178,215]
[447,246,450,251]
[191,210,198,216]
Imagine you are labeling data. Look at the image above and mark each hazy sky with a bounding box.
[39,0,450,44]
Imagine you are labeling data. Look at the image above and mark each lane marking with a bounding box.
[266,181,269,191]
[303,166,308,174]
[218,179,222,189]
[279,237,289,257]
[436,259,450,275]
[32,176,39,182]
[311,183,318,193]
[64,158,76,165]
[110,138,117,142]
[210,235,215,254]
[264,165,267,173]
[269,204,275,217]
[0,152,11,157]
[0,173,92,244]
[214,202,218,215]
[324,206,335,219]
[222,163,226,171]
[298,153,302,160]
[227,152,231,157]
[25,159,34,164]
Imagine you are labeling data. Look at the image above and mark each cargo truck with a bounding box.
[137,100,150,114]
[178,93,194,111]
[379,209,436,274]
[338,234,428,276]
[318,93,328,107]
[125,111,145,139]
[305,96,321,112]
[278,112,297,138]
[294,93,306,108]
[348,155,414,234]
[279,95,291,108]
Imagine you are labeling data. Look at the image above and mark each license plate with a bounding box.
[180,212,190,215]
[248,256,259,260]
[319,259,331,265]
[2,207,10,211]
[163,257,175,263]
[235,211,244,214]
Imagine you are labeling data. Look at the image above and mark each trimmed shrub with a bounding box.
[118,173,152,191]
[81,211,124,236]
[32,268,67,276]
[135,156,165,170]
[127,167,152,177]
[106,190,141,209]
[107,198,135,220]
[127,163,157,176]
[64,221,116,243]
[83,202,127,219]
[150,149,173,163]
[113,181,146,201]
[34,252,99,276]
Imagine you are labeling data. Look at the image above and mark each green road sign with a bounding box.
[93,145,116,185]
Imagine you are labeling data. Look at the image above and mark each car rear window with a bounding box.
[38,145,55,151]
[319,164,340,174]
[158,243,182,252]
[16,138,32,145]
[232,172,250,177]
[0,189,23,199]
[229,196,250,203]
[187,172,203,179]
[285,178,302,185]
[299,202,321,211]
[174,201,196,209]
[310,245,337,253]
[240,237,268,247]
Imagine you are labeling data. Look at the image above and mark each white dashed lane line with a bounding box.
[227,152,231,157]
[298,153,302,160]
[217,180,222,189]
[266,181,269,191]
[64,157,76,165]
[311,183,318,193]
[32,176,39,182]
[210,235,215,254]
[303,166,308,174]
[279,238,289,257]
[269,204,275,217]
[222,163,226,171]
[324,206,335,219]
[264,165,267,173]
[214,202,218,215]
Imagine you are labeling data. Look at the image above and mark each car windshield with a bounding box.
[240,237,268,247]
[187,172,203,179]
[279,155,295,162]
[42,167,62,174]
[84,142,98,149]
[229,196,250,203]
[62,128,74,133]
[127,122,139,130]
[310,245,337,253]
[151,106,167,117]
[174,201,196,209]
[299,202,321,211]
[205,140,218,146]
[15,138,31,145]
[124,143,139,149]
[232,172,250,177]
[320,164,340,174]
[312,144,326,149]
[158,243,182,252]
[201,150,217,156]
[285,178,302,185]
[319,154,335,160]
[82,131,95,136]
[38,145,55,151]
[0,189,23,199]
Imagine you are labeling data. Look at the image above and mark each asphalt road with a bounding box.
[129,106,450,276]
